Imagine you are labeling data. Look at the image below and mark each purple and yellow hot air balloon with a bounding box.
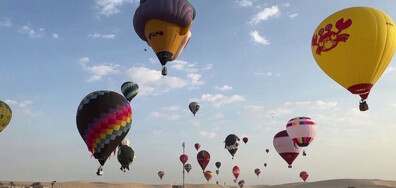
[133,0,196,76]
[76,90,132,174]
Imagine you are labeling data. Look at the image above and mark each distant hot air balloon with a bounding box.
[204,171,212,182]
[311,7,396,111]
[197,150,210,172]
[254,168,261,177]
[189,102,200,116]
[184,163,192,173]
[133,0,196,76]
[215,169,220,175]
[224,134,240,159]
[180,154,188,165]
[300,171,309,182]
[266,149,269,153]
[215,161,221,169]
[238,180,245,188]
[286,117,317,147]
[232,166,240,180]
[242,137,248,144]
[158,171,165,180]
[117,138,135,172]
[194,143,201,151]
[76,90,132,174]
[273,130,302,168]
[264,163,267,167]
[121,81,139,102]
[0,100,12,133]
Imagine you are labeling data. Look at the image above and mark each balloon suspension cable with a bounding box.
[359,99,368,111]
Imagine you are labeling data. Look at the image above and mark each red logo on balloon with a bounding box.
[312,18,352,55]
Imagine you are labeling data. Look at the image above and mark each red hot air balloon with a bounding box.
[197,150,210,172]
[300,171,309,182]
[242,137,248,144]
[266,149,269,153]
[254,168,261,177]
[194,143,201,151]
[273,130,302,168]
[232,166,240,180]
[180,154,188,165]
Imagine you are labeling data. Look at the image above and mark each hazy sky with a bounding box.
[1,0,396,186]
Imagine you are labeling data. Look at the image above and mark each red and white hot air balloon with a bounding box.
[180,154,188,165]
[300,171,309,182]
[286,117,317,147]
[273,130,302,168]
[233,166,240,180]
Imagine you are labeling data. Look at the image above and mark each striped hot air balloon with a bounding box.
[286,117,317,147]
[121,81,139,102]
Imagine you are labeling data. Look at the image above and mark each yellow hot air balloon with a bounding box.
[311,7,396,111]
[0,100,12,132]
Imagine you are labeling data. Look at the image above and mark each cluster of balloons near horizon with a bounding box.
[133,0,196,76]
[311,6,396,111]
[76,81,139,175]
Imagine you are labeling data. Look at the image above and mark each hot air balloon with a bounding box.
[232,166,240,180]
[133,0,196,76]
[273,130,302,168]
[204,171,212,182]
[265,149,269,153]
[189,102,200,116]
[121,81,139,102]
[215,169,220,175]
[197,150,210,172]
[242,137,248,144]
[215,161,221,169]
[184,163,192,173]
[117,138,135,172]
[311,7,396,111]
[286,117,317,147]
[224,134,240,159]
[76,90,132,174]
[180,154,188,165]
[264,163,267,167]
[0,100,12,133]
[254,168,261,177]
[300,171,309,182]
[158,171,165,180]
[194,143,201,151]
[238,180,245,188]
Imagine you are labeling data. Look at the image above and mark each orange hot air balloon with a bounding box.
[204,171,212,182]
[300,171,309,182]
[312,7,396,111]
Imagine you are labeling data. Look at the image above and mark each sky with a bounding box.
[1,0,396,186]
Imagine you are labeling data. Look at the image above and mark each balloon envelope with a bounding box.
[225,134,240,159]
[242,137,248,144]
[265,149,269,153]
[158,171,165,180]
[0,100,12,133]
[273,130,302,168]
[254,168,261,176]
[311,7,396,110]
[117,145,134,171]
[204,171,212,182]
[197,150,210,172]
[238,180,245,188]
[286,117,317,147]
[300,171,309,182]
[76,90,132,166]
[215,161,221,169]
[232,166,240,179]
[121,81,139,102]
[180,154,188,164]
[184,163,192,173]
[194,143,201,151]
[189,102,200,116]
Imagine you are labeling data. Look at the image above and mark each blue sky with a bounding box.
[1,0,396,186]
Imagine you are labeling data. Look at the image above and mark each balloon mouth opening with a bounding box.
[298,143,310,147]
[359,100,369,111]
[347,83,373,100]
[156,51,173,66]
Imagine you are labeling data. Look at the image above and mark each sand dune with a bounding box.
[1,179,396,188]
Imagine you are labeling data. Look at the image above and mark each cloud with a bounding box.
[235,0,254,7]
[18,25,45,38]
[169,60,198,73]
[282,3,290,7]
[289,13,298,18]
[187,73,204,86]
[5,99,41,117]
[215,85,233,91]
[95,0,137,16]
[202,64,213,70]
[250,30,270,45]
[88,33,116,39]
[160,105,180,111]
[79,57,120,82]
[384,66,394,74]
[149,111,181,121]
[254,72,281,77]
[249,5,280,25]
[52,33,59,39]
[201,94,246,107]
[0,18,12,27]
[199,131,216,138]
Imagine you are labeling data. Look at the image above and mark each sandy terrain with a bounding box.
[1,179,396,188]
